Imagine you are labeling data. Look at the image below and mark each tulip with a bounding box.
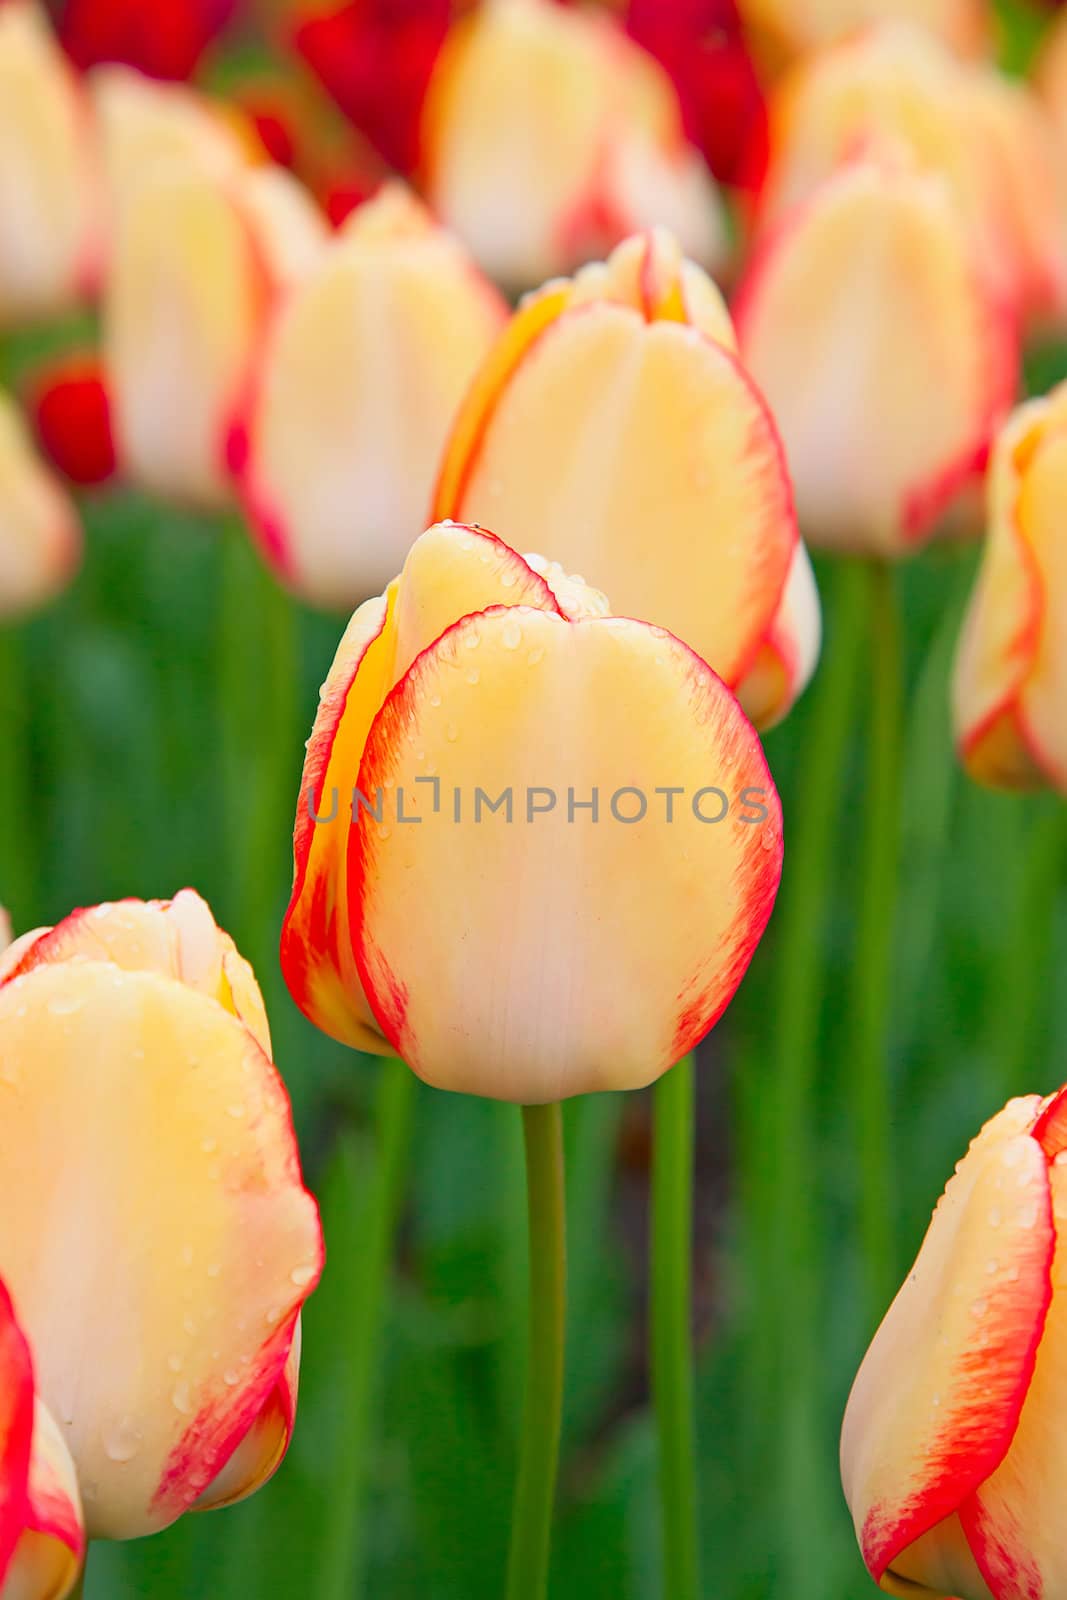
[953,383,1067,793]
[433,227,818,729]
[842,1086,1067,1600]
[0,890,323,1541]
[0,389,81,619]
[735,156,1018,557]
[280,519,782,1102]
[26,352,116,488]
[100,74,328,508]
[758,24,1067,331]
[419,0,725,290]
[61,0,235,80]
[0,1,97,327]
[238,183,507,607]
[0,1280,85,1600]
[738,0,988,59]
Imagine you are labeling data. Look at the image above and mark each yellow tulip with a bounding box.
[0,1,98,327]
[280,520,782,1103]
[0,389,81,619]
[842,1088,1067,1599]
[433,228,819,730]
[953,384,1067,793]
[420,0,725,291]
[102,112,327,508]
[739,0,988,60]
[759,23,1067,330]
[736,157,1018,557]
[238,183,507,608]
[0,891,322,1540]
[0,1278,84,1600]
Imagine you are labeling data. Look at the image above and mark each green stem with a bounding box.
[320,1059,416,1599]
[70,1556,87,1599]
[651,1055,698,1600]
[217,519,298,970]
[764,559,866,1579]
[853,560,903,1319]
[506,1103,566,1600]
[989,804,1066,1097]
[0,626,33,925]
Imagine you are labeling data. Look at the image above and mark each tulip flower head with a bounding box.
[238,183,507,607]
[0,1,98,327]
[842,1087,1067,1599]
[100,71,328,508]
[281,520,783,1103]
[738,0,988,59]
[27,352,116,488]
[953,383,1067,794]
[0,389,82,620]
[736,157,1018,557]
[420,0,726,290]
[434,227,818,729]
[62,0,235,81]
[0,1280,84,1600]
[0,891,323,1541]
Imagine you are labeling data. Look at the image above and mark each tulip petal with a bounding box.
[438,299,796,687]
[735,541,821,730]
[0,1282,34,1583]
[350,605,782,1102]
[281,524,565,1051]
[841,1097,1053,1587]
[0,962,322,1539]
[736,161,1016,555]
[192,1321,299,1512]
[957,1156,1067,1599]
[238,186,505,605]
[0,393,81,622]
[7,1401,85,1600]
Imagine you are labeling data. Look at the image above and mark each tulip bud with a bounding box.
[0,891,323,1539]
[0,390,81,620]
[842,1088,1067,1599]
[953,385,1067,793]
[280,520,782,1102]
[420,0,725,290]
[736,157,1018,557]
[0,1280,84,1600]
[100,73,328,508]
[739,0,988,60]
[0,1,98,327]
[433,227,817,727]
[237,183,506,606]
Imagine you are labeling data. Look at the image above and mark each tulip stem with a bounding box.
[853,559,902,1318]
[651,1054,699,1600]
[70,1562,86,1599]
[507,1102,566,1600]
[0,625,33,928]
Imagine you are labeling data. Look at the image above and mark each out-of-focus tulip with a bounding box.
[952,384,1067,793]
[738,0,988,59]
[26,352,117,488]
[60,0,235,80]
[0,890,323,1540]
[433,228,818,728]
[759,24,1067,330]
[237,183,506,606]
[293,0,453,176]
[101,75,328,508]
[624,0,769,193]
[842,1087,1067,1599]
[735,158,1017,557]
[281,521,782,1102]
[0,1,97,327]
[420,0,726,291]
[0,389,81,619]
[0,1280,85,1600]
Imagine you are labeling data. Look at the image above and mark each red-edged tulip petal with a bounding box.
[0,392,81,621]
[736,541,821,730]
[435,266,797,689]
[192,1320,300,1512]
[61,0,235,81]
[841,1097,1054,1591]
[953,390,1067,793]
[0,957,322,1539]
[736,159,1017,556]
[238,184,506,606]
[281,523,567,1052]
[236,167,328,292]
[0,2,97,327]
[0,1280,35,1583]
[349,604,782,1102]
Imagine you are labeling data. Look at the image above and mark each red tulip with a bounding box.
[26,353,116,488]
[60,0,236,81]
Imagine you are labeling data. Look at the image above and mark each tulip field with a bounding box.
[2,2,1067,1599]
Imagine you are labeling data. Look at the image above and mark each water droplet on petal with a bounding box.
[104,1415,143,1462]
[172,1382,193,1415]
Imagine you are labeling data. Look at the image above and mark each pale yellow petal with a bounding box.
[0,392,81,620]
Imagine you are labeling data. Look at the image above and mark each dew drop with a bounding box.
[291,1262,316,1287]
[167,1353,184,1373]
[207,1262,221,1279]
[48,992,84,1017]
[429,693,442,708]
[223,1368,240,1387]
[465,667,480,685]
[201,1136,218,1154]
[171,1382,193,1415]
[227,1103,245,1119]
[502,621,522,651]
[527,647,544,667]
[104,1415,143,1463]
[445,724,459,743]
[183,1314,197,1336]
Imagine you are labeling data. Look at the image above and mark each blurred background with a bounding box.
[2,0,1066,1596]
